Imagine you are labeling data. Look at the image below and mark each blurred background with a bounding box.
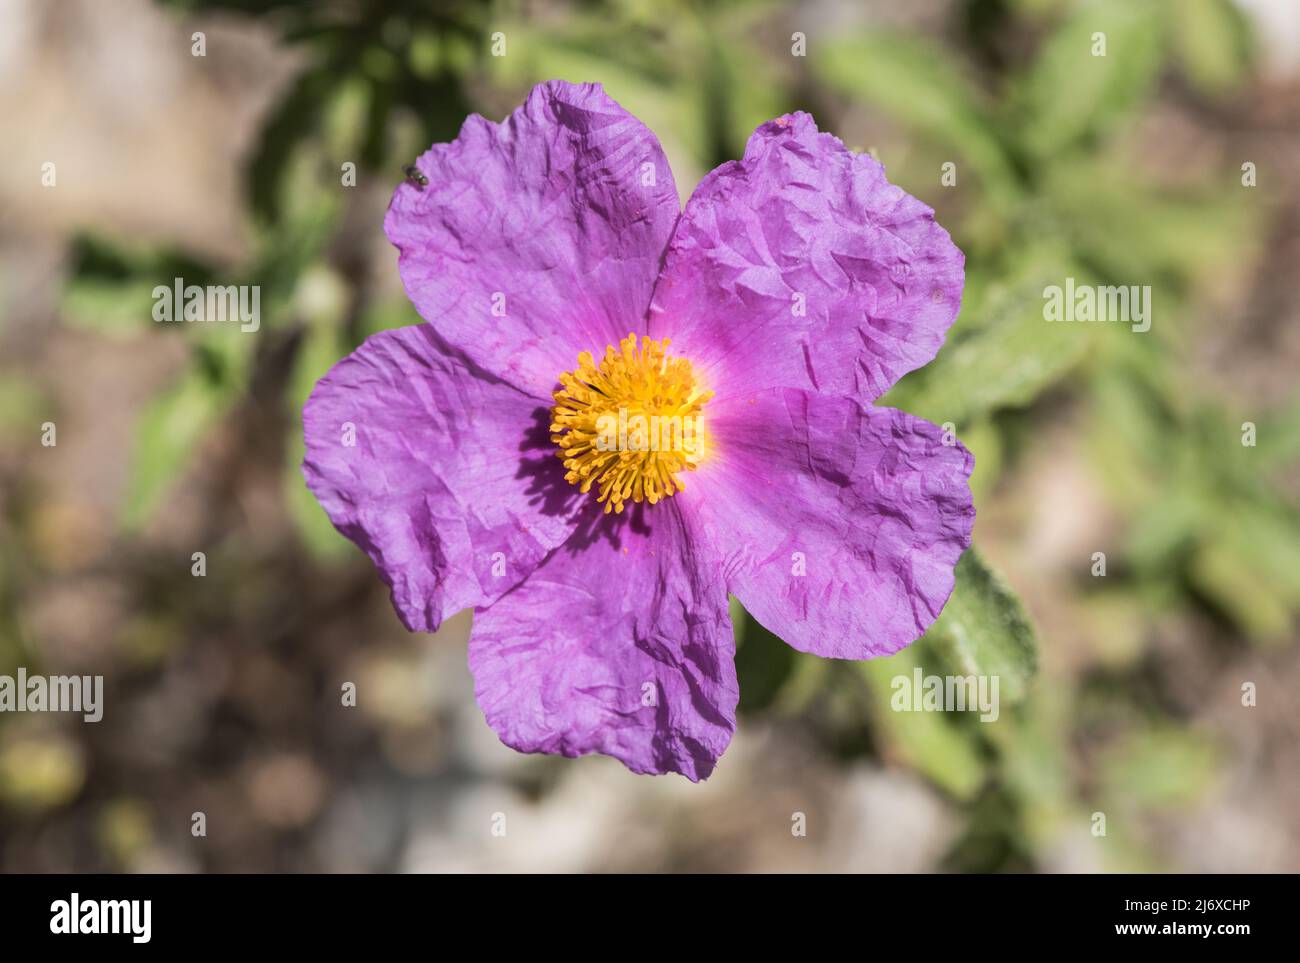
[2,0,1300,873]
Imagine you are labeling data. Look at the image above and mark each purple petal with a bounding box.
[469,503,737,780]
[649,112,964,402]
[384,80,681,397]
[689,389,974,658]
[303,324,583,632]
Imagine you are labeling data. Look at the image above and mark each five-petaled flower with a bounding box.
[303,80,974,780]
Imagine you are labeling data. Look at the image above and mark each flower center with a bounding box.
[551,333,712,515]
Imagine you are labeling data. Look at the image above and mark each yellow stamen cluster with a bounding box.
[551,333,712,514]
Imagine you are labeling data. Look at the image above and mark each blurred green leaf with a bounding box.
[706,23,789,159]
[961,418,1004,504]
[1100,728,1221,809]
[989,693,1075,833]
[251,192,341,319]
[1087,362,1171,505]
[815,32,1019,200]
[882,247,1093,425]
[359,295,420,341]
[1017,0,1166,159]
[0,373,46,440]
[1042,158,1255,285]
[926,549,1039,704]
[1252,402,1300,471]
[59,233,217,338]
[123,371,230,530]
[285,318,353,559]
[1188,499,1300,642]
[248,65,345,223]
[732,596,797,713]
[61,277,162,338]
[861,644,986,800]
[1168,0,1252,96]
[1189,536,1292,641]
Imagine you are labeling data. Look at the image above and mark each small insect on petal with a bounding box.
[402,164,428,190]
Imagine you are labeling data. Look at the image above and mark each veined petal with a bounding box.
[385,80,681,398]
[303,323,583,632]
[688,388,974,658]
[469,502,737,780]
[649,112,964,402]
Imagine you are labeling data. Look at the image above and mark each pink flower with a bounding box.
[304,81,973,779]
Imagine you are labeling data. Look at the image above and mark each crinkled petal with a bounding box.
[469,502,737,780]
[384,80,681,397]
[649,112,964,402]
[303,323,584,633]
[688,388,974,658]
